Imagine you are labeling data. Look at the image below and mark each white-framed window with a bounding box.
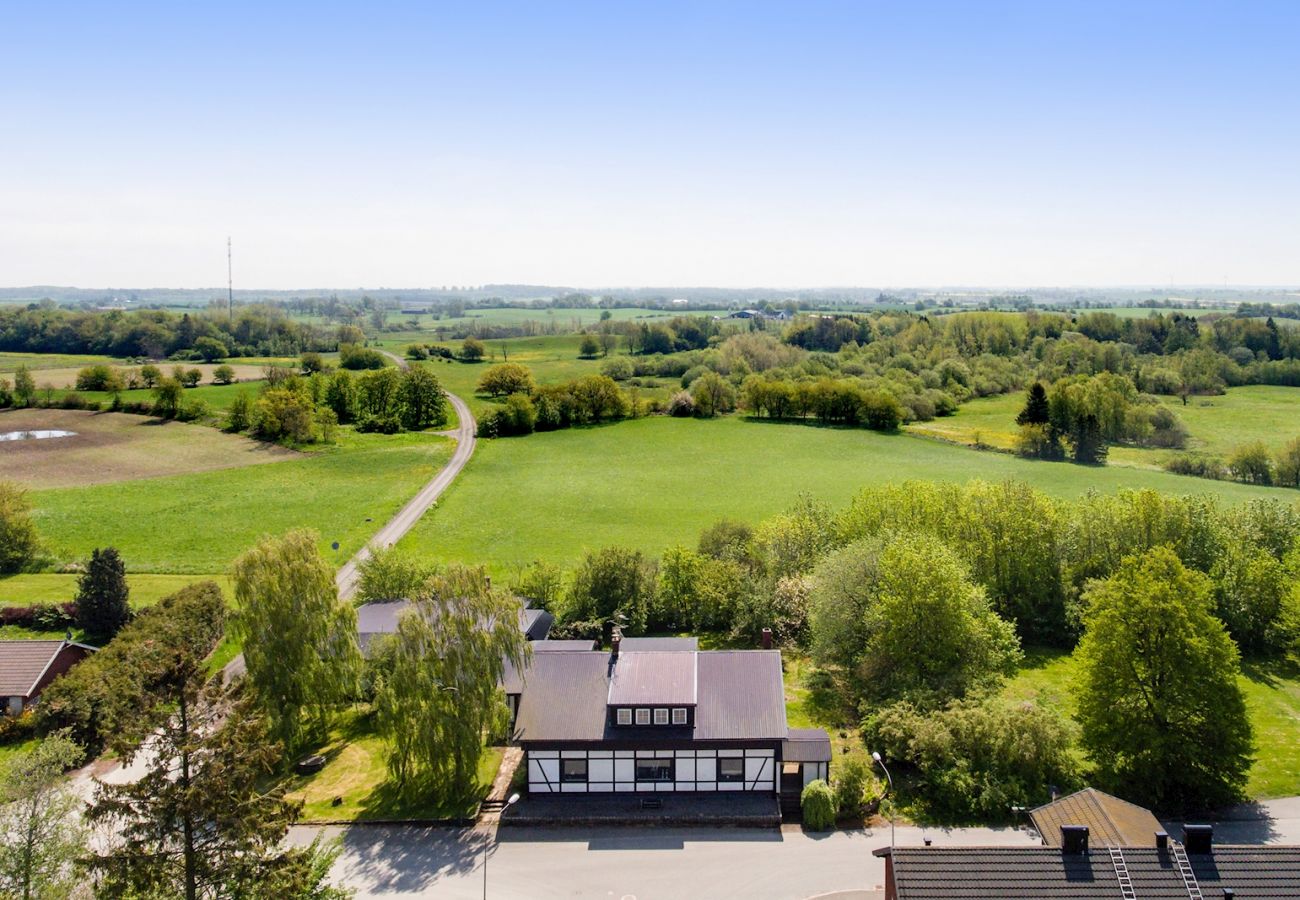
[672,707,688,725]
[616,708,632,725]
[718,757,745,782]
[653,708,669,725]
[635,708,651,725]
[635,759,674,782]
[561,759,588,783]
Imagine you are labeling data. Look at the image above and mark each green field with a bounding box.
[0,352,121,371]
[1003,648,1300,799]
[66,379,267,412]
[1083,306,1238,319]
[30,430,451,573]
[397,416,1281,577]
[909,385,1300,469]
[0,573,233,608]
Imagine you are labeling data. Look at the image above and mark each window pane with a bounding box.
[635,708,650,725]
[653,708,669,725]
[635,759,674,782]
[672,708,688,725]
[561,759,588,783]
[719,758,744,782]
[616,708,632,725]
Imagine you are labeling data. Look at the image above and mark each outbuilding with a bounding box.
[0,639,97,715]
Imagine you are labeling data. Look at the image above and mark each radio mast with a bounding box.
[227,237,234,321]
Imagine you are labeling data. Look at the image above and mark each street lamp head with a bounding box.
[871,750,882,762]
[506,793,521,807]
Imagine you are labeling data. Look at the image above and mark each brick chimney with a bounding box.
[760,627,773,649]
[610,626,622,660]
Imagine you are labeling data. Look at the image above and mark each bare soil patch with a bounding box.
[0,408,296,489]
[9,363,270,390]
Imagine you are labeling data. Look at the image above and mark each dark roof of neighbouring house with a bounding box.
[0,640,96,698]
[530,639,600,652]
[782,728,833,763]
[355,598,551,653]
[618,637,698,652]
[510,649,788,743]
[1031,788,1164,848]
[880,845,1300,899]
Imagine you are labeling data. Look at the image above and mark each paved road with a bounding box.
[288,822,1041,899]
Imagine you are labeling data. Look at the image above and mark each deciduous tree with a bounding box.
[0,482,41,575]
[1074,547,1253,810]
[0,731,86,900]
[232,530,361,756]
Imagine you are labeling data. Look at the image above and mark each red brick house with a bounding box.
[0,639,97,715]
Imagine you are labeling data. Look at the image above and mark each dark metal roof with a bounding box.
[520,608,554,641]
[1031,788,1164,848]
[886,845,1300,899]
[607,651,697,706]
[619,637,698,652]
[783,728,832,763]
[0,640,94,698]
[355,598,549,653]
[531,639,600,652]
[511,649,788,743]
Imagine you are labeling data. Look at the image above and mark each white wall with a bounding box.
[527,747,777,794]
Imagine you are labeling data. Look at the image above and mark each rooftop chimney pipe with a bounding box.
[1183,824,1213,855]
[1061,825,1089,855]
[761,627,773,649]
[1155,831,1169,850]
[610,626,622,660]
[1223,889,1235,899]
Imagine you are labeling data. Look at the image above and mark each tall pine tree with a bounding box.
[76,547,131,638]
[1015,382,1051,426]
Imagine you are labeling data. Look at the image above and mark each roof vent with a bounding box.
[1183,824,1213,854]
[1223,889,1235,899]
[1061,825,1089,854]
[1155,831,1168,849]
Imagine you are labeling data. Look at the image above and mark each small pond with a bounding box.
[0,430,78,442]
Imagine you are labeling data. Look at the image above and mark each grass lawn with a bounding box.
[1,408,297,490]
[284,707,503,822]
[398,415,1282,578]
[68,379,269,413]
[907,385,1300,471]
[30,429,452,573]
[1002,648,1300,799]
[0,573,234,608]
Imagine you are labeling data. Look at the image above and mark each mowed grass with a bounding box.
[283,707,503,822]
[0,573,233,608]
[68,380,267,413]
[908,385,1300,470]
[30,430,452,573]
[1002,648,1300,799]
[1,408,297,489]
[398,416,1280,578]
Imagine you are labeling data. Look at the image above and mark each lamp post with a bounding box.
[871,751,895,850]
[482,792,520,899]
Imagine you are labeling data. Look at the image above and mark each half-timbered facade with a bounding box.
[504,633,828,798]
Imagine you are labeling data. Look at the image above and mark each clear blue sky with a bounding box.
[2,1,1297,289]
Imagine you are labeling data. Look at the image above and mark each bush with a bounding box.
[1228,441,1274,485]
[0,481,43,574]
[833,756,872,820]
[405,344,429,361]
[0,603,76,630]
[800,779,837,830]
[1164,453,1228,480]
[477,393,537,438]
[339,344,387,370]
[75,365,124,392]
[356,413,402,434]
[460,337,486,361]
[667,390,695,417]
[600,356,634,381]
[212,364,236,385]
[477,363,535,398]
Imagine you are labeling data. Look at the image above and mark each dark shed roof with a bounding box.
[1031,788,1164,848]
[884,845,1300,899]
[607,651,697,706]
[520,607,554,641]
[531,639,599,652]
[356,597,550,653]
[783,728,833,763]
[510,649,787,743]
[0,640,95,698]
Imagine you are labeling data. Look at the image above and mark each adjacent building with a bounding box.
[502,631,830,803]
[355,597,553,655]
[0,639,96,715]
[1029,787,1164,849]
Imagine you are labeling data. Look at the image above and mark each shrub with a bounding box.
[0,481,43,574]
[600,356,634,381]
[300,351,325,373]
[225,391,253,432]
[339,344,387,370]
[1164,453,1227,480]
[800,779,837,830]
[667,390,695,417]
[404,344,429,361]
[1228,442,1274,485]
[75,365,124,392]
[211,364,236,385]
[578,334,601,358]
[0,603,76,630]
[356,413,402,434]
[477,393,537,438]
[833,756,872,820]
[477,363,535,398]
[460,337,486,361]
[0,710,37,745]
[179,368,203,388]
[176,398,211,422]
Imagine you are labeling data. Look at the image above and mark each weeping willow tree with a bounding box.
[372,565,530,802]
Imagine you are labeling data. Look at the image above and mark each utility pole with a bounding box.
[227,237,234,322]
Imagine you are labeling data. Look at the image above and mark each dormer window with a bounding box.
[672,707,688,725]
[635,708,651,725]
[654,708,669,725]
[616,708,632,725]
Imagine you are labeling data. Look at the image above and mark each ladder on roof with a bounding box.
[1108,847,1137,900]
[1170,844,1205,900]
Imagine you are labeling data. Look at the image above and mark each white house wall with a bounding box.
[527,747,777,794]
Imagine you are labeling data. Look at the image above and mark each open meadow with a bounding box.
[907,385,1300,469]
[397,415,1283,577]
[0,408,296,488]
[28,429,451,573]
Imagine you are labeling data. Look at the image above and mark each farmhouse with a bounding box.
[503,630,831,804]
[355,597,553,655]
[874,826,1300,899]
[0,638,97,715]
